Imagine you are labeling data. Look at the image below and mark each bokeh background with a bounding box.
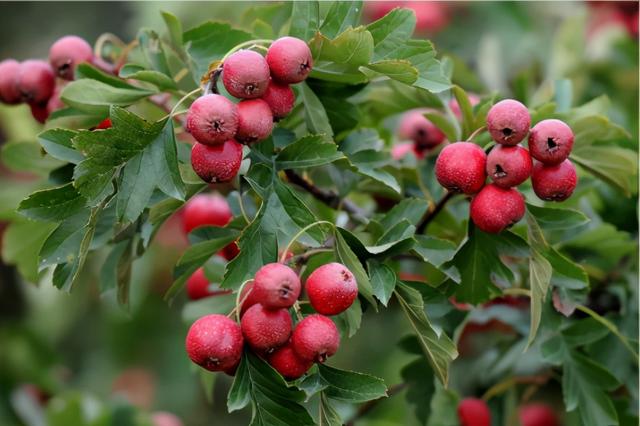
[0,2,637,425]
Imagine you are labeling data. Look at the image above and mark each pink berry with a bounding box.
[470,184,525,233]
[528,119,574,165]
[236,99,273,143]
[185,314,243,372]
[458,398,491,426]
[241,304,292,352]
[486,99,531,145]
[291,314,340,363]
[435,142,487,194]
[239,281,259,316]
[398,109,446,151]
[268,343,313,380]
[519,403,559,426]
[306,263,358,316]
[486,144,532,188]
[186,267,230,300]
[0,59,22,104]
[186,94,239,146]
[191,140,243,184]
[29,102,49,124]
[46,84,65,115]
[266,37,313,84]
[261,80,295,119]
[49,35,93,80]
[222,50,270,99]
[16,60,55,104]
[252,263,301,309]
[531,159,577,202]
[182,193,232,234]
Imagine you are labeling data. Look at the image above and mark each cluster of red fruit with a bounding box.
[185,261,358,380]
[458,398,559,426]
[435,99,577,233]
[187,36,313,184]
[0,35,98,123]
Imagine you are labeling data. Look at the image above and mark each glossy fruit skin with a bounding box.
[531,159,577,202]
[458,398,491,426]
[236,99,273,143]
[49,35,93,80]
[518,403,559,426]
[266,37,313,84]
[292,314,340,363]
[268,343,313,380]
[186,267,229,300]
[470,184,525,233]
[185,314,243,372]
[0,59,22,104]
[528,119,574,165]
[252,263,301,309]
[261,80,294,118]
[306,263,358,315]
[186,94,239,146]
[486,144,532,188]
[239,281,259,316]
[16,60,55,104]
[241,304,292,352]
[222,50,270,99]
[182,193,232,234]
[486,99,531,145]
[398,109,446,150]
[191,140,243,184]
[435,142,487,194]
[29,102,49,124]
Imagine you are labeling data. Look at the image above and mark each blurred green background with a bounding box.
[0,2,637,425]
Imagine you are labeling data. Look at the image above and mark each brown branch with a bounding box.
[345,383,407,426]
[284,169,368,223]
[416,191,456,234]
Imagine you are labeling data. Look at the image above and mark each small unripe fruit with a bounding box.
[457,398,491,426]
[16,60,55,104]
[531,159,577,202]
[252,263,301,309]
[186,94,239,146]
[239,281,259,316]
[236,99,273,143]
[518,403,559,426]
[186,267,230,300]
[470,184,525,233]
[528,119,574,165]
[0,59,22,104]
[49,35,93,80]
[29,102,49,124]
[398,109,446,151]
[261,80,295,118]
[222,50,270,99]
[292,314,340,363]
[435,142,487,194]
[266,37,313,84]
[191,140,243,184]
[268,344,313,380]
[185,314,243,372]
[182,193,232,234]
[241,304,292,352]
[486,99,531,145]
[306,263,358,315]
[486,144,532,188]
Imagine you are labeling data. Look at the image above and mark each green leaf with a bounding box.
[1,141,64,177]
[367,8,415,61]
[379,198,428,229]
[317,364,387,403]
[362,59,417,84]
[426,382,460,426]
[227,355,251,412]
[526,203,589,231]
[118,64,177,90]
[137,28,172,76]
[38,128,84,164]
[368,261,396,306]
[75,63,137,89]
[334,297,362,338]
[452,86,475,138]
[412,235,458,268]
[2,220,57,282]
[318,393,342,426]
[161,10,184,49]
[401,358,435,425]
[571,145,637,196]
[347,149,401,193]
[527,249,552,348]
[394,282,458,385]
[424,112,458,143]
[320,1,363,39]
[298,83,334,137]
[311,27,373,66]
[61,79,154,115]
[334,229,376,306]
[275,135,344,169]
[99,239,133,305]
[18,183,86,222]
[289,1,319,41]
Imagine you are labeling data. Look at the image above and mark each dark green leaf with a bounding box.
[75,63,138,89]
[334,229,376,306]
[317,364,387,403]
[18,183,86,222]
[367,8,415,61]
[452,86,475,138]
[318,393,342,426]
[289,1,319,41]
[275,135,344,169]
[38,129,84,164]
[526,203,589,231]
[320,1,363,39]
[298,83,334,137]
[401,358,435,425]
[571,145,637,196]
[61,79,154,115]
[368,261,396,306]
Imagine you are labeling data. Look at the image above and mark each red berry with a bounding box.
[182,193,232,234]
[236,99,273,143]
[151,412,183,426]
[435,142,487,194]
[519,403,559,426]
[306,263,358,315]
[239,281,259,316]
[241,304,292,352]
[222,50,270,99]
[486,144,532,188]
[185,314,243,372]
[261,80,295,118]
[268,343,313,380]
[0,59,22,104]
[252,263,301,309]
[528,119,574,165]
[266,37,313,84]
[186,94,239,146]
[186,267,230,300]
[457,398,491,426]
[95,118,112,129]
[49,35,93,80]
[16,60,55,104]
[29,102,49,124]
[191,140,243,184]
[398,109,446,151]
[486,99,531,145]
[291,314,340,363]
[220,241,240,261]
[531,159,577,202]
[470,184,525,233]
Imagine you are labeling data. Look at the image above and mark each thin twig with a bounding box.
[416,191,456,233]
[345,383,407,426]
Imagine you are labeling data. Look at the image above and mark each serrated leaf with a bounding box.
[334,229,376,306]
[367,8,415,61]
[526,203,589,230]
[275,135,344,169]
[61,79,154,115]
[18,183,86,222]
[571,145,637,196]
[346,149,400,194]
[368,261,396,306]
[317,364,387,403]
[412,235,457,267]
[289,1,319,41]
[38,128,84,164]
[298,83,334,137]
[320,1,363,39]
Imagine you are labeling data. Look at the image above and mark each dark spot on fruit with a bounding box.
[547,137,558,151]
[501,127,513,137]
[212,119,224,132]
[279,284,292,298]
[494,164,507,178]
[340,270,351,281]
[299,61,310,74]
[245,83,257,95]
